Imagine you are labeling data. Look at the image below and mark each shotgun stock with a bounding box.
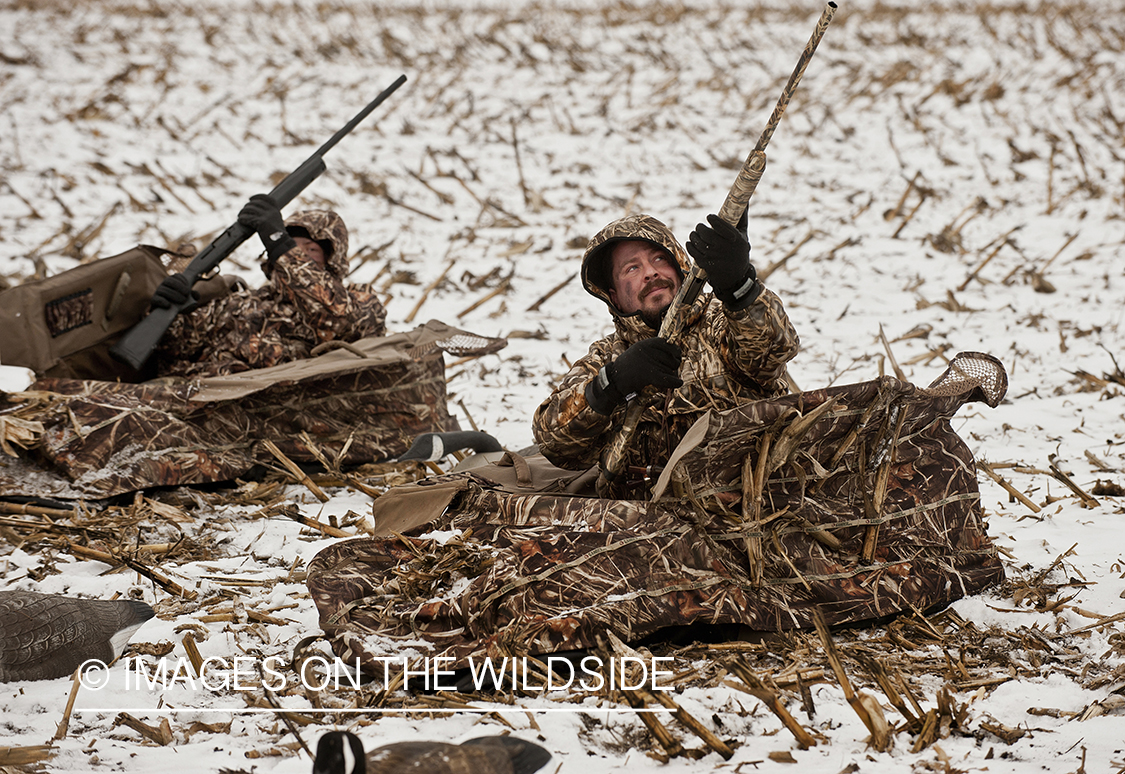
[596,4,837,497]
[109,74,407,371]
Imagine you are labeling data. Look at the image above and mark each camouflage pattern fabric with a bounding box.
[155,210,387,379]
[0,322,501,498]
[533,214,800,498]
[307,353,1007,673]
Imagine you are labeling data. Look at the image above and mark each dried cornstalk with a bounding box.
[773,666,826,690]
[268,502,352,538]
[114,713,174,746]
[911,688,970,753]
[509,117,533,209]
[64,542,198,600]
[740,433,770,585]
[891,194,927,239]
[0,498,74,517]
[649,689,733,760]
[616,683,682,760]
[406,256,456,323]
[902,344,952,366]
[594,634,683,760]
[884,171,921,221]
[979,719,1026,744]
[603,631,733,760]
[457,275,511,318]
[724,657,818,749]
[457,398,480,432]
[956,226,1021,292]
[262,439,329,503]
[53,667,83,741]
[878,323,907,382]
[977,460,1041,513]
[0,414,44,455]
[526,272,576,312]
[757,230,814,283]
[813,385,893,495]
[861,404,904,563]
[853,652,921,732]
[811,608,892,752]
[1068,609,1125,635]
[261,687,314,758]
[0,745,54,766]
[182,632,204,677]
[0,515,105,538]
[1048,458,1101,508]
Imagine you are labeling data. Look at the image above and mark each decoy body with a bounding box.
[0,589,155,682]
[312,729,552,774]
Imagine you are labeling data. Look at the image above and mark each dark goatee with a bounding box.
[640,305,670,331]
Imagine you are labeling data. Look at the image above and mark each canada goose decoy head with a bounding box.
[312,730,551,774]
[396,430,503,462]
[313,730,365,774]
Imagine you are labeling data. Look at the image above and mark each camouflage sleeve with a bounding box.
[712,287,800,394]
[270,250,387,341]
[532,335,623,470]
[154,297,225,364]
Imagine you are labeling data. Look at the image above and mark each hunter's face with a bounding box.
[293,236,327,267]
[608,241,681,318]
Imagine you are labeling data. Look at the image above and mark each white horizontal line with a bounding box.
[74,706,670,714]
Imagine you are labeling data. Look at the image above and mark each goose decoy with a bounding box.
[0,589,155,682]
[397,430,504,463]
[312,729,551,774]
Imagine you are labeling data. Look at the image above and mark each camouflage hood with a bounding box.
[581,214,691,326]
[284,210,349,278]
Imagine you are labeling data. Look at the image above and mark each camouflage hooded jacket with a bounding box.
[154,210,387,378]
[532,214,800,496]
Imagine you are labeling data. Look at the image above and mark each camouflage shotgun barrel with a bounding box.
[109,74,408,371]
[597,3,838,497]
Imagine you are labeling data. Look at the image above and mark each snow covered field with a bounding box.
[1,1,1123,772]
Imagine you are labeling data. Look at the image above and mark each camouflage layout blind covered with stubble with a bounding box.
[308,353,1008,673]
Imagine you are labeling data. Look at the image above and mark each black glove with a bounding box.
[150,272,199,312]
[238,194,295,262]
[685,212,762,310]
[585,337,683,415]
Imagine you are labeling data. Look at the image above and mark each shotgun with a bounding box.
[109,74,407,371]
[596,3,838,497]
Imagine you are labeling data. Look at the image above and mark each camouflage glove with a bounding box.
[238,194,295,263]
[685,212,762,311]
[150,272,199,313]
[585,337,683,415]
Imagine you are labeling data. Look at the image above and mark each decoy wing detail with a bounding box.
[0,590,155,682]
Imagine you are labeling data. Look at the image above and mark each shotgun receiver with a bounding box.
[596,4,837,497]
[109,74,407,371]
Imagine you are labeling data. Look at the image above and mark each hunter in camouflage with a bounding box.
[304,214,1007,680]
[533,213,799,498]
[154,204,387,379]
